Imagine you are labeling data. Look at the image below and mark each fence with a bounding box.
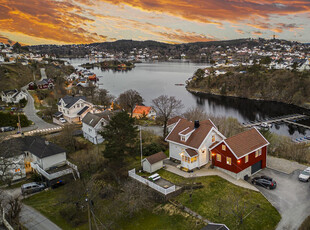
[128,168,176,195]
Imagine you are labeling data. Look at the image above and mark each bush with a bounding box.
[59,203,87,227]
[0,112,31,127]
[143,142,165,156]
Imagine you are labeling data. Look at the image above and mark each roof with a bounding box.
[144,151,167,164]
[0,136,65,159]
[58,95,87,108]
[133,105,152,115]
[209,141,219,149]
[166,119,217,149]
[82,111,111,128]
[53,111,63,117]
[185,148,198,157]
[167,116,184,126]
[219,128,269,158]
[77,106,89,115]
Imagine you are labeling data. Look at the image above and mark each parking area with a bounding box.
[251,168,310,230]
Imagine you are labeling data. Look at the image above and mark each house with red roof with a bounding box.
[209,128,269,179]
[165,119,225,171]
[165,117,269,179]
[132,105,156,119]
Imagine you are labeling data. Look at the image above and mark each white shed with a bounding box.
[142,152,167,173]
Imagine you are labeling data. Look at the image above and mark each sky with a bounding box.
[0,0,309,45]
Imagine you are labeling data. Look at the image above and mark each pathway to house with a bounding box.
[1,188,61,230]
[267,155,307,174]
[164,163,259,191]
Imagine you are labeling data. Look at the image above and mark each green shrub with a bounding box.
[0,112,31,127]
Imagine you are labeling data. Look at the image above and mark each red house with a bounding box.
[209,128,269,180]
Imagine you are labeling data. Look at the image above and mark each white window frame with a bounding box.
[245,155,249,163]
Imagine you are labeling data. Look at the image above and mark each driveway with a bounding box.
[1,188,61,230]
[251,168,310,230]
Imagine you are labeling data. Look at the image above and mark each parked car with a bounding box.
[251,175,277,189]
[21,182,46,195]
[0,126,15,132]
[298,167,310,182]
[59,118,67,123]
[51,180,65,189]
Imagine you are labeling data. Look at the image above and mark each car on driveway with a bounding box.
[251,175,277,189]
[0,126,15,132]
[59,118,67,123]
[21,182,46,195]
[298,167,310,182]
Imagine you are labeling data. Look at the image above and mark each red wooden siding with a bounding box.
[211,143,267,173]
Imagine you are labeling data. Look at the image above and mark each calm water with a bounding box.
[65,58,310,139]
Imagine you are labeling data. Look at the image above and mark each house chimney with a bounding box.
[45,140,49,145]
[194,120,200,129]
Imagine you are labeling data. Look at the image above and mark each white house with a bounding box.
[142,151,167,173]
[0,136,79,186]
[165,119,225,171]
[56,95,93,123]
[82,111,111,144]
[1,89,27,104]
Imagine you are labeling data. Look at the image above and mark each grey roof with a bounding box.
[77,106,89,115]
[53,111,63,117]
[0,136,65,159]
[58,95,87,108]
[2,89,19,98]
[82,111,111,128]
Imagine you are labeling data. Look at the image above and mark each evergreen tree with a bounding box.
[100,111,138,180]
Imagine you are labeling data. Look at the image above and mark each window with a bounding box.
[226,157,231,165]
[191,157,197,163]
[77,104,80,108]
[181,136,185,142]
[222,145,226,151]
[182,155,185,161]
[212,135,215,142]
[245,155,249,163]
[255,149,262,158]
[216,154,221,162]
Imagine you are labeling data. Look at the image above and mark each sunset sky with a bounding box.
[0,0,309,45]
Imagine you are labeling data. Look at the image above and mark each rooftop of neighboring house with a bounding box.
[144,151,167,164]
[2,89,19,97]
[0,136,66,159]
[166,118,220,149]
[210,128,269,158]
[167,116,185,127]
[58,95,87,108]
[82,111,112,128]
[133,105,153,115]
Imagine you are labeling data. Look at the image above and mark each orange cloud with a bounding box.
[0,0,107,44]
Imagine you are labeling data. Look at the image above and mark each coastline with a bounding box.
[186,87,310,113]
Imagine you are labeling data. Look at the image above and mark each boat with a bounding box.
[175,83,185,86]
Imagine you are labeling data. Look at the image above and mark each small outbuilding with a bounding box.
[142,151,167,173]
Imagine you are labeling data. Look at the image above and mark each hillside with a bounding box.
[186,65,310,108]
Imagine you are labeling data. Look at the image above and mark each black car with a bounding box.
[251,175,277,189]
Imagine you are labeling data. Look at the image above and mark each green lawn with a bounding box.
[157,170,280,230]
[23,187,88,230]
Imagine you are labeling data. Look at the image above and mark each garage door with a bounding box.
[251,160,262,174]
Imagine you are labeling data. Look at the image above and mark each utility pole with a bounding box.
[86,190,92,230]
[139,125,143,167]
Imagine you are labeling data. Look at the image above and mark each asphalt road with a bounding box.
[1,188,61,230]
[251,168,310,230]
[22,88,58,130]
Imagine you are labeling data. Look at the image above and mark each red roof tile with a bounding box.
[167,116,184,126]
[166,119,216,149]
[185,148,198,157]
[133,105,152,115]
[224,128,269,158]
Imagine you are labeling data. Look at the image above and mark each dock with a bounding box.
[242,114,309,128]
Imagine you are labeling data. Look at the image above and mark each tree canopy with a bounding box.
[117,89,144,116]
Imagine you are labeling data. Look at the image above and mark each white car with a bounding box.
[298,167,310,182]
[59,118,67,123]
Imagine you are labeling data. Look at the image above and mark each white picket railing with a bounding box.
[128,168,176,195]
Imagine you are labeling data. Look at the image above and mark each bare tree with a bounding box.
[0,137,24,186]
[95,89,115,109]
[152,95,184,137]
[117,89,144,116]
[183,107,208,121]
